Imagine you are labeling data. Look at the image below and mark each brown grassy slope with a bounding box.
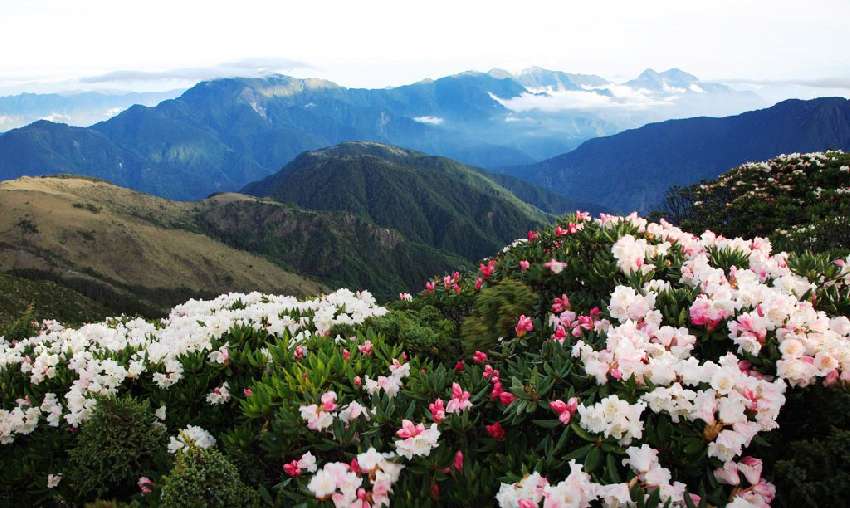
[0,176,324,315]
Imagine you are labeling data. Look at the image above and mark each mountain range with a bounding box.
[0,68,762,200]
[504,97,850,213]
[0,90,182,131]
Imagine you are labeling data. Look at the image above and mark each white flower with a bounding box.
[168,425,215,454]
[297,451,317,473]
[47,473,63,489]
[577,395,646,445]
[205,381,231,405]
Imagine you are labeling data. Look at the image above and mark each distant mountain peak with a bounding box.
[487,68,513,79]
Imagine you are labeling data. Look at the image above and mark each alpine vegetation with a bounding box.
[2,207,849,507]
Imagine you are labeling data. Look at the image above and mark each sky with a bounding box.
[1,0,849,97]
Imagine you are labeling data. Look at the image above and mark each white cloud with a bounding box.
[39,113,71,123]
[491,85,677,113]
[1,0,849,94]
[0,114,23,130]
[413,116,444,125]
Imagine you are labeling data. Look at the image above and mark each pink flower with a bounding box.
[349,458,362,475]
[552,326,568,343]
[714,461,740,485]
[399,292,412,301]
[396,419,425,439]
[453,360,465,372]
[243,387,253,397]
[543,258,567,274]
[429,399,446,423]
[575,210,591,221]
[480,260,497,279]
[137,476,154,495]
[453,283,462,295]
[497,391,515,405]
[689,296,728,331]
[738,456,763,485]
[555,225,568,237]
[472,351,488,364]
[353,375,362,387]
[294,345,305,360]
[453,450,464,471]
[483,365,498,380]
[518,500,536,508]
[551,294,571,313]
[486,421,506,440]
[321,391,338,412]
[527,230,539,242]
[825,369,840,386]
[342,349,351,361]
[549,397,579,424]
[358,340,373,356]
[515,315,534,337]
[475,277,484,290]
[446,383,472,413]
[519,260,530,272]
[609,367,623,380]
[283,460,301,477]
[425,281,435,293]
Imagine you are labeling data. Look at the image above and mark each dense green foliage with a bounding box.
[67,397,168,502]
[657,151,850,257]
[160,445,259,508]
[243,142,550,261]
[0,272,109,329]
[197,198,470,299]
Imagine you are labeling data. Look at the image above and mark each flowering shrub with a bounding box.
[2,205,850,506]
[659,151,850,257]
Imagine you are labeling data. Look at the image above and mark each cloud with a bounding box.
[412,115,444,125]
[79,57,311,84]
[0,114,23,130]
[39,112,72,123]
[491,86,676,113]
[723,77,850,89]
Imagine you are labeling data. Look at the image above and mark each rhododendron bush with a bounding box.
[2,211,850,507]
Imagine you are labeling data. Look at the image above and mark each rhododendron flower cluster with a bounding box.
[307,448,404,507]
[0,289,386,443]
[5,198,850,506]
[167,425,216,454]
[577,395,646,445]
[393,420,440,459]
[364,359,410,398]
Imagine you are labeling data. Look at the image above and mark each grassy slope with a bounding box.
[0,176,325,317]
[0,272,110,329]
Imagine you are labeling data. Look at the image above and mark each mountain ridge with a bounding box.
[505,97,850,213]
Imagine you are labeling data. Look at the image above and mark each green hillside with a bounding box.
[657,150,850,256]
[243,142,551,260]
[196,195,470,297]
[0,272,110,330]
